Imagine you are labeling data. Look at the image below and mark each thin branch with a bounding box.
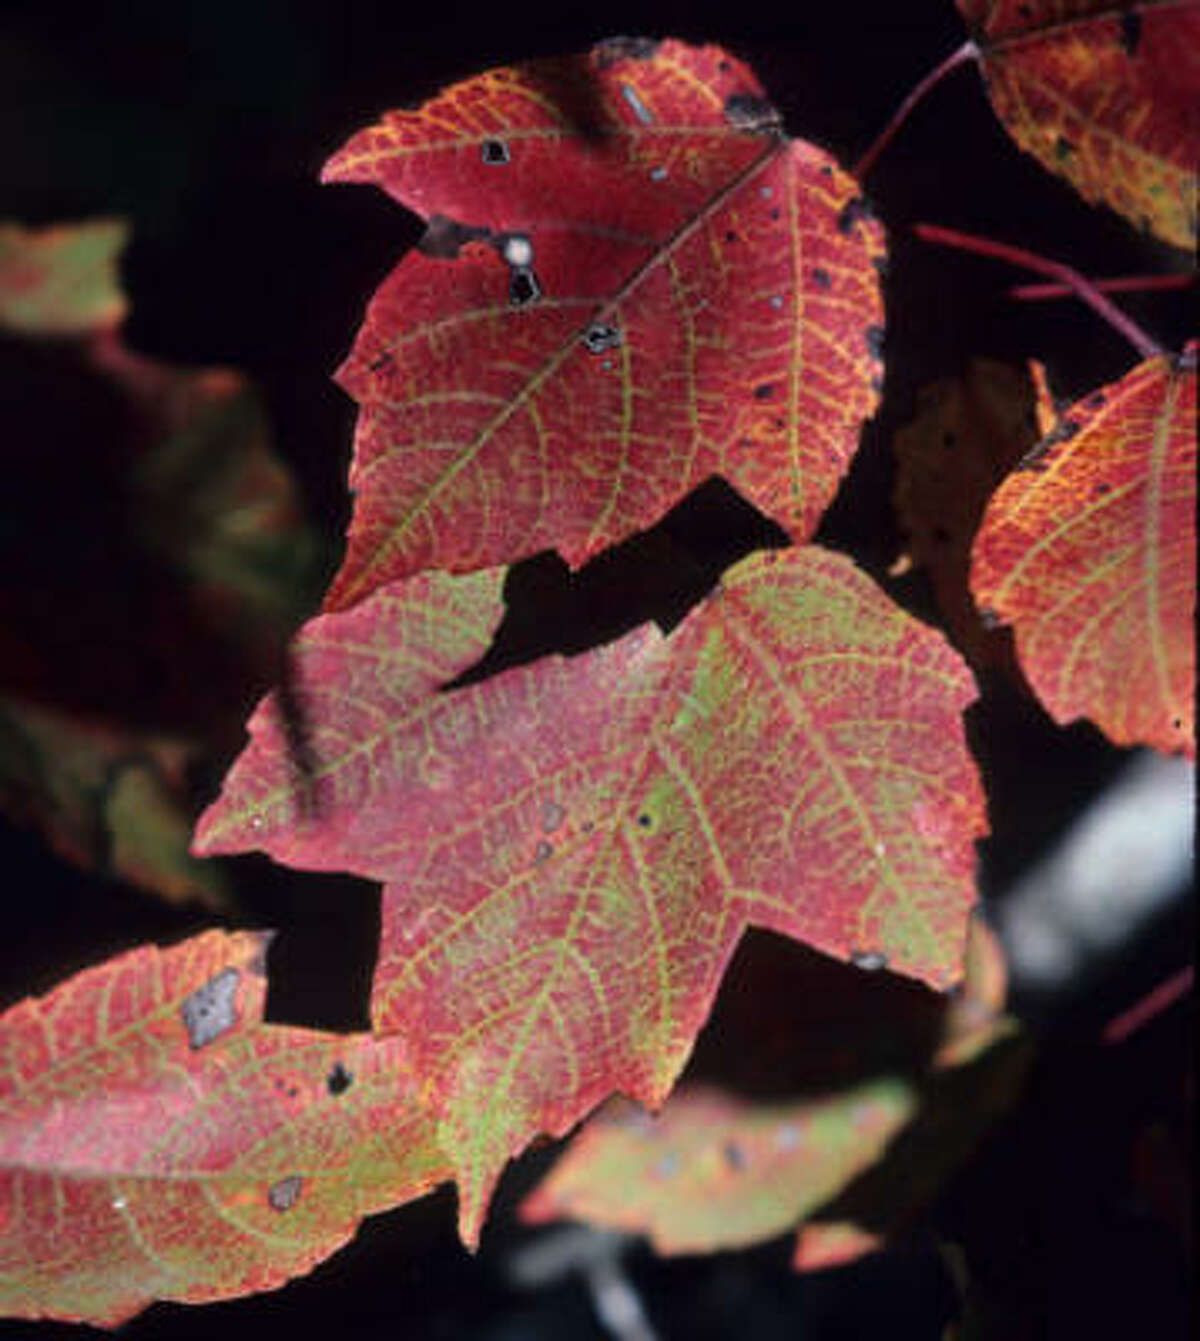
[1011,273,1196,300]
[913,222,1166,360]
[855,40,979,182]
[1102,964,1194,1044]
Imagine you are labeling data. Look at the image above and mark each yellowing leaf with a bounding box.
[958,1,1200,249]
[520,1081,917,1254]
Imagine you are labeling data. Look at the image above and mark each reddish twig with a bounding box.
[1102,964,1194,1044]
[914,222,1166,360]
[1010,273,1196,300]
[854,40,980,182]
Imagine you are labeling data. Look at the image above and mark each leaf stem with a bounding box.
[1010,272,1196,301]
[913,222,1166,360]
[855,40,979,182]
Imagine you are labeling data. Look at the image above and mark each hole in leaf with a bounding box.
[327,1062,353,1095]
[509,268,540,306]
[262,872,379,1031]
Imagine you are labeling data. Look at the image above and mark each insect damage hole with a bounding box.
[510,269,540,306]
[268,1175,303,1212]
[180,967,240,1049]
[583,322,622,354]
[481,139,510,165]
[326,1062,353,1096]
[497,233,541,308]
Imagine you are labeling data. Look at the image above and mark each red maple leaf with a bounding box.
[972,348,1196,756]
[320,38,884,608]
[196,546,986,1242]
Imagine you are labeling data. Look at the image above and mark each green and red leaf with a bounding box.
[320,39,884,607]
[0,219,128,336]
[196,545,986,1243]
[0,932,448,1326]
[958,0,1200,249]
[971,349,1196,755]
[520,1080,917,1254]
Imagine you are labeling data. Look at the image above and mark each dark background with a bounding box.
[0,2,1192,1337]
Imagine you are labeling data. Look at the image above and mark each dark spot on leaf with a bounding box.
[327,1062,353,1096]
[850,950,888,971]
[979,608,1003,630]
[773,416,786,429]
[1054,135,1076,162]
[180,968,240,1050]
[542,800,566,833]
[769,208,781,221]
[811,267,832,290]
[723,1141,748,1172]
[418,214,491,260]
[1121,10,1142,55]
[583,322,622,354]
[718,59,731,72]
[837,197,871,236]
[1093,481,1112,497]
[268,1175,303,1212]
[636,812,653,828]
[593,36,659,68]
[724,93,782,133]
[865,325,885,360]
[1085,392,1106,409]
[725,230,738,243]
[820,164,833,179]
[753,383,775,400]
[482,139,510,165]
[368,352,392,374]
[535,840,553,863]
[510,269,541,307]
